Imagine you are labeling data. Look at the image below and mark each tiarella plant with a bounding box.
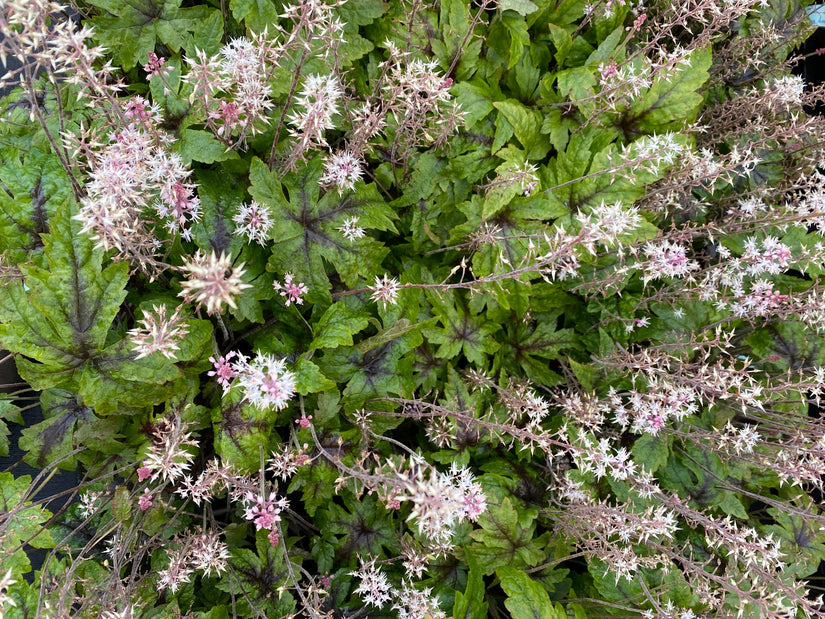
[1,0,825,617]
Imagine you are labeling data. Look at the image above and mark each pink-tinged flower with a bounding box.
[138,489,153,511]
[370,274,401,308]
[295,414,313,429]
[178,250,251,315]
[156,181,201,240]
[143,52,172,79]
[233,200,273,245]
[273,273,308,306]
[137,466,153,482]
[208,351,239,391]
[243,492,287,531]
[268,529,280,546]
[123,96,162,125]
[213,100,241,136]
[234,352,296,411]
[642,241,699,283]
[319,575,331,588]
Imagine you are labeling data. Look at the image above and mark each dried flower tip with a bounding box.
[178,250,250,315]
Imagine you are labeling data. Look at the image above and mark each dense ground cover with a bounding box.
[2,0,825,617]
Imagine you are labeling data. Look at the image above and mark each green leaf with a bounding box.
[0,473,54,575]
[585,26,624,68]
[499,0,539,16]
[337,0,386,25]
[178,129,238,165]
[498,566,559,619]
[547,23,573,67]
[229,0,279,32]
[628,47,712,133]
[0,204,182,414]
[355,318,432,355]
[500,322,577,387]
[212,395,273,473]
[310,303,370,350]
[322,494,397,559]
[293,358,335,395]
[453,81,496,129]
[632,433,669,473]
[425,293,500,366]
[319,325,419,410]
[0,150,72,259]
[0,400,21,458]
[288,462,338,517]
[493,101,549,160]
[469,497,548,574]
[556,67,596,102]
[249,157,396,298]
[454,553,489,619]
[88,0,219,69]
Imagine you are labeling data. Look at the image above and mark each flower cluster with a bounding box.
[320,151,364,192]
[157,529,230,593]
[641,240,700,283]
[242,491,288,531]
[288,74,343,151]
[73,104,202,270]
[370,274,401,308]
[128,305,188,360]
[178,251,250,315]
[210,351,297,411]
[349,559,445,619]
[233,200,273,245]
[273,273,308,306]
[139,414,198,484]
[399,461,487,547]
[610,378,700,435]
[184,34,277,144]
